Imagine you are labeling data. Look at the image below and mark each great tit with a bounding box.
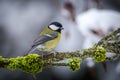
[28,22,64,55]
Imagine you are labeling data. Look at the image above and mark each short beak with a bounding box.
[61,27,64,30]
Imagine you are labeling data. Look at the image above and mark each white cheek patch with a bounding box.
[49,25,59,30]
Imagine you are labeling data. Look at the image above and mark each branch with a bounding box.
[96,28,120,54]
[0,28,119,74]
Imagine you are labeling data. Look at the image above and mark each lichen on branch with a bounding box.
[0,28,119,73]
[7,54,43,74]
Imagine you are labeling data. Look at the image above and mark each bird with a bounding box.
[27,22,64,55]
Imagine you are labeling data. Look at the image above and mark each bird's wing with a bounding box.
[32,33,58,47]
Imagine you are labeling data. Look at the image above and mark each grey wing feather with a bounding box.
[32,33,58,47]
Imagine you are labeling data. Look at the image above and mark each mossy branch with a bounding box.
[0,28,120,73]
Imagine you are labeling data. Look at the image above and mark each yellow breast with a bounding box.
[44,33,61,51]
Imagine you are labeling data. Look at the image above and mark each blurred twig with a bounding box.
[92,0,101,8]
[52,0,61,10]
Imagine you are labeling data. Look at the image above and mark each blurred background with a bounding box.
[0,0,120,80]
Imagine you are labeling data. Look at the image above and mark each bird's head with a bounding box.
[48,22,64,33]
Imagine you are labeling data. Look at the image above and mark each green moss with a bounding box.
[7,54,44,74]
[0,56,9,68]
[93,46,106,62]
[67,57,81,71]
[0,56,3,60]
[7,58,18,70]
